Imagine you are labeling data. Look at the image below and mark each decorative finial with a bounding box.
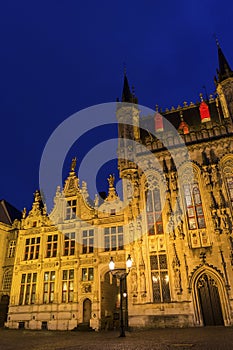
[213,33,220,48]
[34,190,41,202]
[199,93,204,102]
[70,157,77,172]
[106,174,118,201]
[108,174,115,188]
[22,207,27,219]
[155,104,159,112]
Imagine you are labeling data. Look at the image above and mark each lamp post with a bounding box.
[109,254,132,337]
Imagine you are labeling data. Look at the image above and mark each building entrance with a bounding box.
[197,274,224,326]
[0,295,9,327]
[83,298,92,324]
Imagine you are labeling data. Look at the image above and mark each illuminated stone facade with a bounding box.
[2,43,233,330]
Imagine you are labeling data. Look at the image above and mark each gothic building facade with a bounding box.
[1,42,233,330]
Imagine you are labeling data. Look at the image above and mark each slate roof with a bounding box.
[0,199,21,225]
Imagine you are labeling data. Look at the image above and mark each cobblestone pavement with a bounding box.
[0,327,233,350]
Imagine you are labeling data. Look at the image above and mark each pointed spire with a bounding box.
[215,36,233,82]
[121,69,132,102]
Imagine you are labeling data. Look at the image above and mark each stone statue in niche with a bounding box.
[170,172,178,191]
[137,238,144,267]
[136,219,142,240]
[129,222,134,243]
[211,166,221,189]
[128,203,133,220]
[203,170,211,188]
[131,271,138,296]
[174,268,182,294]
[220,209,231,231]
[176,214,184,239]
[212,210,220,230]
[140,271,146,294]
[174,202,184,239]
[167,215,176,240]
[126,177,133,199]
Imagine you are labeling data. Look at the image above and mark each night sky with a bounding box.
[1,1,233,212]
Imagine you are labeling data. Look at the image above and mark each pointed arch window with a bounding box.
[183,183,206,230]
[145,185,163,235]
[226,176,233,206]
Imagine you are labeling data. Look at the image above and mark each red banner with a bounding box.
[155,112,164,132]
[199,101,211,123]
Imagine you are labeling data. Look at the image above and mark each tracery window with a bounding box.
[226,176,233,206]
[145,176,163,235]
[183,183,206,230]
[150,254,170,303]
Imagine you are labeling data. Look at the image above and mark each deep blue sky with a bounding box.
[1,1,233,212]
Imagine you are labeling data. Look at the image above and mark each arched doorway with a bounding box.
[83,299,92,325]
[0,295,10,327]
[197,273,224,326]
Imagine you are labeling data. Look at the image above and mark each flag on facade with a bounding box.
[154,112,164,132]
[199,100,211,123]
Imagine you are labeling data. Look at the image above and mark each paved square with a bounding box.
[1,327,233,350]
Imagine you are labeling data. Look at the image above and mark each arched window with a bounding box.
[145,181,163,236]
[222,159,233,208]
[8,240,16,258]
[183,182,206,230]
[3,269,13,291]
[225,176,233,206]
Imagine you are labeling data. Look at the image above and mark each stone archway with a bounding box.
[190,266,231,326]
[101,272,119,330]
[197,273,223,326]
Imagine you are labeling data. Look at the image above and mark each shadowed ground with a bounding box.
[0,327,233,350]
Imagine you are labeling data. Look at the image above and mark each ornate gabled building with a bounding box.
[3,41,233,330]
[0,200,21,327]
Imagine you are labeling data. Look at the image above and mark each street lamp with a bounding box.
[109,254,132,337]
